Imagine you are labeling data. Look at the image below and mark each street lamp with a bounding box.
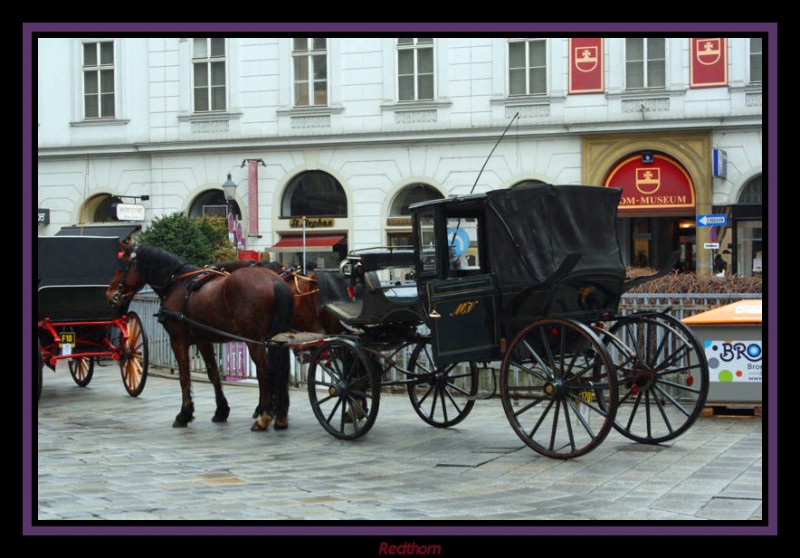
[222,173,237,219]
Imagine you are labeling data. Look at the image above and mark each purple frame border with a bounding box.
[22,21,778,538]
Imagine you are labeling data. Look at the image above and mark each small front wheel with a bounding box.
[500,318,618,459]
[37,338,43,401]
[307,338,381,440]
[406,339,478,428]
[68,356,94,387]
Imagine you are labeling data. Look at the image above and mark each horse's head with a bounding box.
[107,242,145,307]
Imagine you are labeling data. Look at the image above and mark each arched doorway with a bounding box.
[83,193,124,223]
[711,174,762,277]
[604,152,697,272]
[386,183,444,247]
[188,189,241,220]
[272,171,349,271]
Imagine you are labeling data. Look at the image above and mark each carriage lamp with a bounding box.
[222,173,237,218]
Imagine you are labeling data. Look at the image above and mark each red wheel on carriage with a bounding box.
[119,311,148,397]
[68,356,95,387]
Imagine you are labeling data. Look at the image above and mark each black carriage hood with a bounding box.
[484,184,625,289]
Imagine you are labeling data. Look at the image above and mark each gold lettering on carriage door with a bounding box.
[449,300,479,317]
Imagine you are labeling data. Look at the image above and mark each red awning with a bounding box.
[270,235,345,252]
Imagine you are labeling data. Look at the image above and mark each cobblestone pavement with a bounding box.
[30,362,770,536]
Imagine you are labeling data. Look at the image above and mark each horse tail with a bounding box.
[268,279,294,339]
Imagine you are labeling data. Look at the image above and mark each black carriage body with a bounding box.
[410,184,626,365]
[316,246,425,335]
[38,235,124,322]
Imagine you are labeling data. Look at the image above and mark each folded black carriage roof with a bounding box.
[411,183,626,287]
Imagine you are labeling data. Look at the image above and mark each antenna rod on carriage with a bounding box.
[468,112,519,195]
[449,113,520,251]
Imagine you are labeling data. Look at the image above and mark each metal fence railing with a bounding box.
[129,290,761,385]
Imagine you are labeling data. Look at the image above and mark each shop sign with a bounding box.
[387,216,412,226]
[604,153,695,213]
[38,208,50,225]
[289,217,334,228]
[705,340,762,383]
[115,203,146,221]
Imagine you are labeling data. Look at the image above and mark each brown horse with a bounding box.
[213,260,344,335]
[209,260,347,425]
[107,244,294,432]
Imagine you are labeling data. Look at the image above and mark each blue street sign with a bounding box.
[697,214,728,227]
[447,227,471,257]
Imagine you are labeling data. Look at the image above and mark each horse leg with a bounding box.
[248,343,274,432]
[171,339,195,427]
[197,342,230,423]
[272,346,291,430]
[268,346,289,430]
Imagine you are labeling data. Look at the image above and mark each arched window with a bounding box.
[390,183,443,216]
[511,179,546,188]
[738,175,762,205]
[188,189,239,219]
[84,193,123,223]
[281,171,347,217]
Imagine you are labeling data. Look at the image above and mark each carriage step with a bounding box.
[701,402,762,418]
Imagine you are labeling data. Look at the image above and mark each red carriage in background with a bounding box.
[37,226,148,400]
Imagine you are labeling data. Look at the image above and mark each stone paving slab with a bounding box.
[30,362,767,531]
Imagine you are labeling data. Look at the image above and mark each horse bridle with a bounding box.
[110,248,137,306]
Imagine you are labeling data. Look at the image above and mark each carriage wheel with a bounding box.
[119,311,148,397]
[604,313,709,444]
[500,318,617,459]
[406,339,478,428]
[37,338,43,401]
[307,338,381,440]
[68,357,94,387]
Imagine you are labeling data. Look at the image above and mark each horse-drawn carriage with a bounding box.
[37,227,149,400]
[295,184,709,458]
[106,183,708,460]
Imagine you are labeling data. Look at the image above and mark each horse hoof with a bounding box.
[251,414,273,432]
[275,418,288,430]
[212,415,228,423]
[172,420,189,428]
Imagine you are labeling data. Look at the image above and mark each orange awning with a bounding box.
[682,299,762,325]
[270,235,345,252]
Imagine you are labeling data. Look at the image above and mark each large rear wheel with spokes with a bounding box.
[602,313,709,444]
[500,318,617,459]
[119,312,148,397]
[307,338,381,440]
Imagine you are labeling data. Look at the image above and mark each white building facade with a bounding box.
[37,36,763,276]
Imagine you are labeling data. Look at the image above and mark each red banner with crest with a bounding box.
[690,38,727,88]
[569,38,604,94]
[247,160,259,237]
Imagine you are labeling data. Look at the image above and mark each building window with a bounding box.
[508,39,547,96]
[82,41,115,119]
[397,38,434,101]
[281,171,347,218]
[738,175,762,205]
[293,38,328,107]
[188,190,239,220]
[750,38,762,83]
[625,38,665,89]
[390,183,443,216]
[193,38,226,112]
